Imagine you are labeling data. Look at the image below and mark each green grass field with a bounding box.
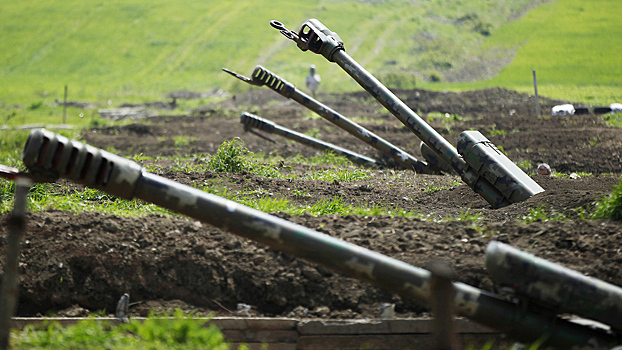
[1,0,620,111]
[442,0,622,104]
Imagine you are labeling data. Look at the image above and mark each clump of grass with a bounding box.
[205,139,282,178]
[603,113,622,128]
[303,128,321,139]
[456,208,482,222]
[421,179,461,194]
[173,135,197,148]
[289,152,352,166]
[514,159,533,172]
[305,167,374,182]
[520,205,567,223]
[207,138,249,173]
[488,129,507,136]
[11,308,230,350]
[592,177,622,221]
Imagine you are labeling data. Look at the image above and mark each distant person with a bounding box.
[305,65,321,98]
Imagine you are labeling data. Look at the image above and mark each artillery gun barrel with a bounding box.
[223,66,438,174]
[270,19,545,208]
[20,129,617,349]
[487,241,622,332]
[240,112,383,168]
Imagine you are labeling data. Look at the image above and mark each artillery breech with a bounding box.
[240,112,383,168]
[247,66,436,173]
[21,129,617,349]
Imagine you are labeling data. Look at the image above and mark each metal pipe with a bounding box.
[240,112,383,168]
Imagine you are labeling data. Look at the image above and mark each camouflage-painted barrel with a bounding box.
[240,112,383,168]
[223,66,439,174]
[270,19,545,208]
[486,241,622,331]
[20,129,617,349]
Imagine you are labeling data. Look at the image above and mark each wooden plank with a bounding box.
[228,343,297,350]
[11,317,498,335]
[221,329,298,343]
[298,317,496,335]
[207,317,297,331]
[298,334,435,350]
[12,317,118,329]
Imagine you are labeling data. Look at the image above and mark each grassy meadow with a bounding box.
[1,0,620,112]
[444,0,622,104]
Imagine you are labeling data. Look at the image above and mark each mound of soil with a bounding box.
[2,87,622,322]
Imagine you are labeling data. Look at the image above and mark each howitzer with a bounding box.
[14,128,619,349]
[240,112,383,168]
[223,66,441,174]
[270,19,544,208]
[486,241,622,332]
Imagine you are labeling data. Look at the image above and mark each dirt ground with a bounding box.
[2,87,622,323]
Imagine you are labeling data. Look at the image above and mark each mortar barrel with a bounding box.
[240,112,383,168]
[21,129,617,349]
[248,65,437,174]
[486,241,622,331]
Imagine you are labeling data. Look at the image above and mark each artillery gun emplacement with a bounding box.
[269,19,544,209]
[0,128,619,349]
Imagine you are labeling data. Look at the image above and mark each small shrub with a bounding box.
[27,101,43,110]
[428,71,442,82]
[378,70,417,89]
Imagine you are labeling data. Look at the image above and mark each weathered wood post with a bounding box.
[428,260,461,350]
[0,176,31,350]
[533,70,540,117]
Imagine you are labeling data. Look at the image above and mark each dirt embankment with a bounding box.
[2,87,622,320]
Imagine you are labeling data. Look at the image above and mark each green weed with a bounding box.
[303,128,321,139]
[592,177,622,221]
[515,159,533,172]
[207,138,249,173]
[11,309,230,349]
[305,167,374,182]
[173,135,197,148]
[289,152,352,167]
[520,205,568,223]
[488,129,507,136]
[422,179,461,194]
[457,208,483,222]
[603,113,622,128]
[291,187,312,198]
